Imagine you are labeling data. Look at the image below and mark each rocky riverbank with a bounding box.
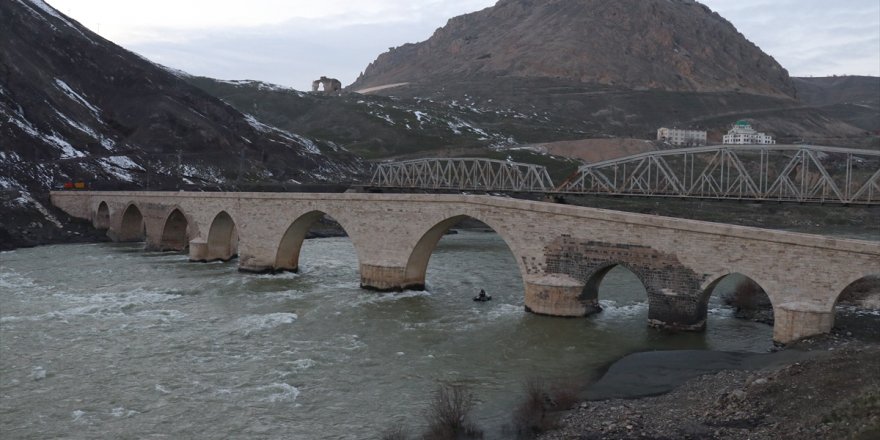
[538,334,880,440]
[0,191,112,251]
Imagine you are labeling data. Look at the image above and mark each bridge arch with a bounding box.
[700,272,775,325]
[832,273,880,329]
[833,273,880,308]
[581,262,650,315]
[159,208,190,252]
[118,203,145,242]
[205,211,238,262]
[403,214,526,291]
[274,210,352,272]
[94,201,110,229]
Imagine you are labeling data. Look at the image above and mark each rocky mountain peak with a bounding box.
[350,0,796,98]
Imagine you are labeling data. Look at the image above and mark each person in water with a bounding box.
[476,289,489,301]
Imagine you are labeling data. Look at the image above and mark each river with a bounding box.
[0,230,871,438]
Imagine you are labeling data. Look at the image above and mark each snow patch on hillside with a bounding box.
[0,176,22,190]
[0,151,22,163]
[24,0,68,22]
[11,190,63,228]
[53,109,99,139]
[131,53,190,78]
[447,117,489,138]
[4,109,41,138]
[104,156,143,171]
[18,0,96,44]
[219,80,305,96]
[244,114,321,154]
[98,156,143,182]
[180,164,225,184]
[4,104,91,158]
[54,79,102,119]
[46,133,85,158]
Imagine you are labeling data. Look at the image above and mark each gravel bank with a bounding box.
[539,336,879,440]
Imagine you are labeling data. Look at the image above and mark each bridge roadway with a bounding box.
[51,191,880,344]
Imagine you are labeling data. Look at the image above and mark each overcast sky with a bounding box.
[46,0,880,91]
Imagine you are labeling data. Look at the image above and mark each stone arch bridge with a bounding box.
[51,191,879,344]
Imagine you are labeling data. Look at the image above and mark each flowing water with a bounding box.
[0,230,871,439]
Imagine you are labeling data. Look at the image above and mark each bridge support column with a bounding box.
[236,241,276,273]
[360,264,420,291]
[189,238,238,263]
[524,275,600,317]
[188,238,237,262]
[238,254,276,274]
[106,229,121,242]
[647,292,707,331]
[773,302,834,344]
[238,260,276,274]
[144,236,171,252]
[189,239,209,262]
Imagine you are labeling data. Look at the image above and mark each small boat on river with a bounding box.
[473,289,492,302]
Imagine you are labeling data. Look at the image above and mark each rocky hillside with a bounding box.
[794,76,880,108]
[350,0,795,98]
[343,1,871,149]
[0,0,363,249]
[186,77,586,159]
[793,76,880,132]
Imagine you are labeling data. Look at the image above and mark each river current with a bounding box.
[0,230,849,438]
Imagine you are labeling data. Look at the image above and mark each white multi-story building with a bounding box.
[657,128,707,147]
[723,121,775,145]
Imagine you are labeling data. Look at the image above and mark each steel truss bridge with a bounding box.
[556,145,880,205]
[368,146,880,205]
[370,158,555,192]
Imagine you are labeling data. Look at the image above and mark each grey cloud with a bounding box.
[702,0,879,76]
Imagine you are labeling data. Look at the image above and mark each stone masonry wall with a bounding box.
[543,236,707,329]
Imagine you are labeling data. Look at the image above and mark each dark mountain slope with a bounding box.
[792,76,880,132]
[794,76,880,107]
[350,0,795,98]
[185,77,592,158]
[0,0,362,249]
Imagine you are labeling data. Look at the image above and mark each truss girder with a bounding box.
[556,145,880,205]
[370,158,555,192]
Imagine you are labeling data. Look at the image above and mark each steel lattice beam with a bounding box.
[556,145,880,205]
[370,158,555,192]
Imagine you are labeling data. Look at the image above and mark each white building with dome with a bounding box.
[723,121,775,145]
